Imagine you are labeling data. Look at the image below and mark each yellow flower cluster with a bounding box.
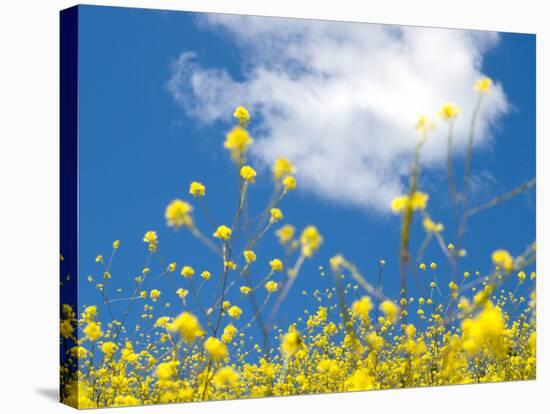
[61,100,534,409]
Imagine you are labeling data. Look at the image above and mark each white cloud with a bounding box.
[168,15,509,212]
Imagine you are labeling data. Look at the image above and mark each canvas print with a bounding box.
[60,5,536,409]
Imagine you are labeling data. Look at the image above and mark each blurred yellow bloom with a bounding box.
[221,324,238,344]
[165,199,193,228]
[240,286,251,295]
[168,312,203,343]
[176,288,188,299]
[83,321,103,341]
[351,296,373,320]
[300,226,323,257]
[143,230,158,246]
[281,327,303,356]
[415,115,434,133]
[269,258,283,272]
[243,250,257,263]
[423,217,443,233]
[224,126,253,161]
[265,280,279,293]
[233,105,250,126]
[276,224,295,244]
[213,366,239,388]
[282,175,297,190]
[189,181,206,197]
[439,102,460,120]
[201,270,211,280]
[380,300,399,324]
[492,249,513,273]
[101,341,118,356]
[227,306,243,319]
[474,77,492,93]
[269,208,283,223]
[272,158,296,181]
[204,337,228,361]
[180,266,195,278]
[391,192,429,213]
[213,225,232,241]
[240,165,257,182]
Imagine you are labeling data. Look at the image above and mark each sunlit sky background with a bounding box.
[75,5,535,338]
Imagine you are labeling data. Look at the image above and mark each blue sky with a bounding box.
[76,5,535,340]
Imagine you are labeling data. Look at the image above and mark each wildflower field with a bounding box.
[60,79,536,408]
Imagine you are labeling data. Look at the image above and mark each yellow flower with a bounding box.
[410,192,429,210]
[70,346,88,359]
[224,126,253,161]
[167,262,176,272]
[390,195,408,213]
[213,366,239,388]
[419,263,426,271]
[143,230,158,245]
[240,286,251,295]
[224,260,237,270]
[204,337,228,361]
[492,249,513,273]
[351,296,373,321]
[165,199,193,228]
[415,115,434,133]
[269,208,283,223]
[83,321,103,341]
[95,254,103,263]
[112,240,120,249]
[221,324,238,344]
[168,312,204,343]
[101,341,118,356]
[243,250,257,263]
[180,266,195,278]
[201,270,211,280]
[60,320,74,339]
[282,175,297,190]
[390,192,429,213]
[380,300,399,324]
[281,327,302,356]
[213,225,232,241]
[269,258,283,272]
[474,77,492,93]
[275,224,295,244]
[422,217,443,233]
[346,368,375,391]
[189,181,206,197]
[83,305,97,321]
[265,281,279,293]
[365,332,384,351]
[272,158,296,181]
[233,105,250,126]
[176,288,188,299]
[240,165,257,182]
[300,226,322,257]
[156,362,176,381]
[227,306,243,320]
[329,254,345,271]
[439,102,460,120]
[150,289,161,300]
[461,302,506,355]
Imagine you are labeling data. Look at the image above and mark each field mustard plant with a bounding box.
[61,97,536,408]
